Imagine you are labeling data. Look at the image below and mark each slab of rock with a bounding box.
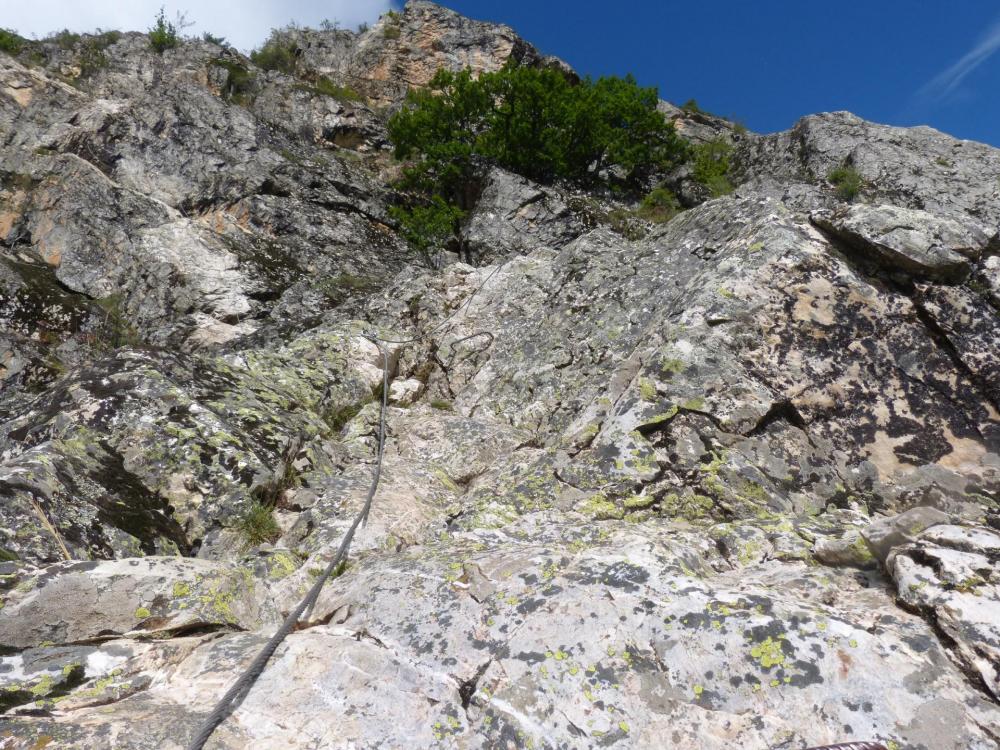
[861,507,952,563]
[886,524,1000,700]
[811,204,985,280]
[0,557,278,650]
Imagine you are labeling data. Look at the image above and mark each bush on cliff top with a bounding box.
[388,64,687,258]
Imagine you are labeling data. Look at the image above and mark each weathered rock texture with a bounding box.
[0,3,998,749]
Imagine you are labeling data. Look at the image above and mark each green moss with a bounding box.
[579,493,623,520]
[624,494,655,510]
[638,377,657,401]
[297,76,362,101]
[660,357,685,376]
[267,551,299,580]
[134,607,151,619]
[432,467,461,493]
[430,399,453,411]
[660,492,714,521]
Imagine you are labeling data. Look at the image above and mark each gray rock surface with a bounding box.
[0,3,998,749]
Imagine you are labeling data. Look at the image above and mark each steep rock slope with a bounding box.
[0,3,998,749]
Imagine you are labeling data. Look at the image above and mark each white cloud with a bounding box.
[4,0,397,52]
[917,15,1000,102]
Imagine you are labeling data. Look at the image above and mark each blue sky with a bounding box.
[441,1,1000,147]
[7,1,999,146]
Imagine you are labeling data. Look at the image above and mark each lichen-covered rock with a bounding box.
[886,523,1000,701]
[811,203,991,280]
[286,1,572,109]
[462,167,584,264]
[0,3,999,748]
[0,557,278,650]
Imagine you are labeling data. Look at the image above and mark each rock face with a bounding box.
[0,3,999,750]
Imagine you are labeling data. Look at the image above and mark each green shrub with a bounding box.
[681,98,704,114]
[391,65,684,196]
[250,30,297,74]
[91,294,141,351]
[691,138,734,197]
[357,22,370,34]
[382,10,402,39]
[148,8,178,53]
[828,165,862,201]
[51,30,82,49]
[299,76,362,101]
[202,31,226,45]
[211,58,255,103]
[637,186,682,223]
[234,501,281,548]
[0,28,25,55]
[389,197,465,265]
[387,64,687,255]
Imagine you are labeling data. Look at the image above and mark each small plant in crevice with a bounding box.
[148,7,179,54]
[250,29,298,74]
[389,197,465,267]
[89,294,141,352]
[296,76,362,102]
[382,11,402,40]
[636,186,682,223]
[202,31,227,46]
[315,273,377,305]
[234,500,281,548]
[828,165,863,201]
[0,28,26,55]
[690,138,734,198]
[680,98,705,115]
[210,58,255,104]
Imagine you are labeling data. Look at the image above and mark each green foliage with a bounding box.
[387,64,687,256]
[828,165,862,201]
[382,9,402,38]
[390,66,685,189]
[298,76,361,101]
[90,294,141,351]
[636,186,682,223]
[0,28,26,55]
[211,58,255,103]
[430,399,454,411]
[681,98,704,114]
[690,138,734,197]
[389,197,465,264]
[148,8,179,53]
[357,22,370,34]
[315,273,377,305]
[202,31,227,45]
[51,30,82,49]
[234,501,281,548]
[251,30,297,73]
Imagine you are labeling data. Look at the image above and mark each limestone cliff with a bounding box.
[0,3,998,749]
